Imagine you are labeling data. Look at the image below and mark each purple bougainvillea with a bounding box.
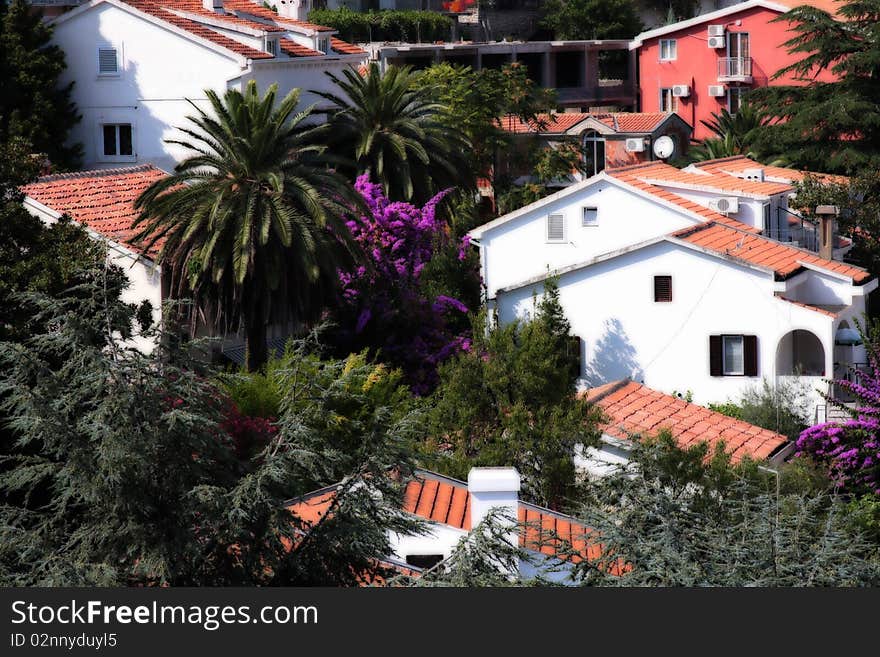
[796,344,880,495]
[327,175,471,394]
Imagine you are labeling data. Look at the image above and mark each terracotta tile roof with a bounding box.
[330,37,367,55]
[121,0,274,59]
[287,470,602,564]
[22,165,167,259]
[583,380,789,462]
[781,0,842,16]
[693,155,849,185]
[499,112,674,135]
[279,38,322,57]
[623,160,793,197]
[606,163,759,231]
[161,0,286,31]
[672,221,871,282]
[222,0,335,31]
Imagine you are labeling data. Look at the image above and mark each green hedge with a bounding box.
[308,8,454,44]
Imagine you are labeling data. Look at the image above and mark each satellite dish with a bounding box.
[653,135,675,160]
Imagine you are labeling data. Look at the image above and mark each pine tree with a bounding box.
[0,0,81,168]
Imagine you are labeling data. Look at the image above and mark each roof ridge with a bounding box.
[32,164,159,183]
[583,379,633,404]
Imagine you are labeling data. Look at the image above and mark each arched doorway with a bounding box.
[776,329,825,376]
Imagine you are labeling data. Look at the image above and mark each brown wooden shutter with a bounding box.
[709,335,722,376]
[654,275,672,302]
[744,335,758,376]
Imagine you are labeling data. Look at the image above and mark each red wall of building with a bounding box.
[637,7,837,140]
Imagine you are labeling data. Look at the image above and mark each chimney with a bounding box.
[203,0,224,12]
[816,204,838,260]
[467,467,520,545]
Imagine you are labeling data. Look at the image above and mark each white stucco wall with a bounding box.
[478,178,701,298]
[495,239,843,407]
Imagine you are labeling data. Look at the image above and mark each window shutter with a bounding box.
[709,335,722,376]
[744,335,758,376]
[547,214,565,242]
[654,275,672,302]
[98,48,118,74]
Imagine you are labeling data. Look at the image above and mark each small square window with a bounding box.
[101,123,134,161]
[98,47,119,75]
[722,335,744,375]
[582,207,598,226]
[660,39,677,61]
[654,275,672,302]
[547,213,565,242]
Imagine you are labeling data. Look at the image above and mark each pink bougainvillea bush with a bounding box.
[326,175,472,394]
[796,340,880,495]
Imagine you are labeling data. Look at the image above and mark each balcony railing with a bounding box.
[717,57,752,82]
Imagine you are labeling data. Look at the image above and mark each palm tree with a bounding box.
[132,81,360,372]
[314,62,471,203]
[689,101,785,164]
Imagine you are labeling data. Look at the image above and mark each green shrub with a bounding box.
[308,8,453,43]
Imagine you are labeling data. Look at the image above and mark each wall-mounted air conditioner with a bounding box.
[708,85,725,97]
[672,84,690,97]
[743,167,765,181]
[710,197,740,214]
[708,36,726,49]
[625,137,645,152]
[708,25,726,37]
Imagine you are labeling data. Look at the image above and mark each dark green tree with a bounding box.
[424,283,601,509]
[688,102,774,163]
[316,62,471,203]
[133,81,360,372]
[0,0,81,168]
[541,0,643,40]
[749,1,880,173]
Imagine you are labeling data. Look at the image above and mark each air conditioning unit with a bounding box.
[625,137,645,152]
[710,197,740,214]
[708,84,725,97]
[743,167,765,181]
[708,35,726,49]
[708,24,726,37]
[672,84,690,97]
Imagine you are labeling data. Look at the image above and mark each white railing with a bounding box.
[717,57,752,80]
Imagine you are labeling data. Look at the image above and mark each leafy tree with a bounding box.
[316,63,471,203]
[307,8,453,43]
[424,284,601,509]
[324,175,471,394]
[540,0,643,41]
[708,377,810,441]
[0,0,81,168]
[413,62,557,191]
[749,1,880,173]
[571,433,880,586]
[132,81,360,372]
[0,279,426,585]
[688,102,773,162]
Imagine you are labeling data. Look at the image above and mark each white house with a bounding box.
[49,0,368,171]
[467,158,876,415]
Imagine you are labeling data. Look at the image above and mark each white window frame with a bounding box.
[582,206,598,227]
[659,88,677,113]
[97,122,136,163]
[546,213,566,243]
[96,44,121,77]
[659,39,677,61]
[266,38,278,56]
[317,37,330,54]
[722,335,745,375]
[727,87,745,115]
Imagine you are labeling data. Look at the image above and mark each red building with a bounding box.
[631,0,840,141]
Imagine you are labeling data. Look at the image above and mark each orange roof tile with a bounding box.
[279,38,322,57]
[221,0,335,31]
[618,160,793,197]
[499,112,674,135]
[160,0,287,31]
[330,37,367,55]
[22,165,167,258]
[672,221,871,282]
[583,380,789,462]
[693,155,849,185]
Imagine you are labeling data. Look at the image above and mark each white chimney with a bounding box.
[468,467,520,541]
[203,0,224,12]
[276,0,309,20]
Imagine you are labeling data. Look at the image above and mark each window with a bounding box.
[653,275,672,302]
[97,46,119,76]
[547,213,565,243]
[317,37,330,54]
[581,130,605,176]
[709,335,758,376]
[405,554,444,569]
[727,32,750,61]
[102,124,133,159]
[659,88,677,113]
[266,39,278,56]
[727,87,747,114]
[582,206,598,226]
[659,39,677,61]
